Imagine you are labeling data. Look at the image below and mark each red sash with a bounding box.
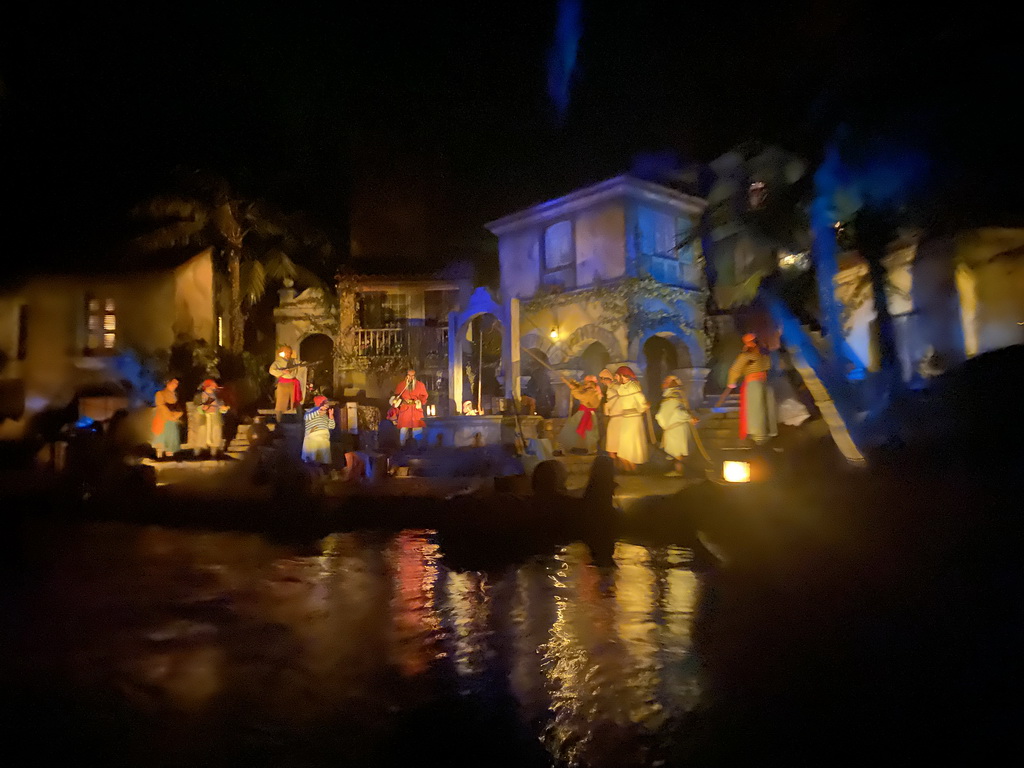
[280,376,301,403]
[576,405,596,438]
[738,371,766,439]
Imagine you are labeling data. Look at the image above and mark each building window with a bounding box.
[424,289,458,326]
[85,295,116,353]
[638,206,684,285]
[103,298,116,349]
[675,217,693,264]
[17,305,28,360]
[637,206,676,258]
[544,221,574,269]
[359,291,408,328]
[542,220,576,288]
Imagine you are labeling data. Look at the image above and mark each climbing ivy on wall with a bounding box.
[523,277,712,359]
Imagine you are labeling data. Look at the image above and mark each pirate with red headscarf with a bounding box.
[194,378,229,458]
[269,345,306,419]
[302,395,335,465]
[604,365,649,471]
[726,333,778,444]
[557,374,601,454]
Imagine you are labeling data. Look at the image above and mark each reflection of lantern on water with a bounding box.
[543,543,639,763]
[509,563,556,721]
[445,569,487,680]
[612,542,660,723]
[388,531,442,677]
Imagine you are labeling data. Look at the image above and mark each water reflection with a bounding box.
[12,523,705,766]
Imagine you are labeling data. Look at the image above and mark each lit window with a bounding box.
[217,316,224,347]
[84,295,115,353]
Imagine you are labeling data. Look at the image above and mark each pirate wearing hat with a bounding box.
[302,395,336,466]
[726,333,777,444]
[557,373,602,454]
[604,365,649,471]
[195,378,229,458]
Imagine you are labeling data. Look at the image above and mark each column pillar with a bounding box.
[504,297,522,403]
[448,310,463,413]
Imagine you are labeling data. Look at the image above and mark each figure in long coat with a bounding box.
[726,333,778,444]
[151,378,183,458]
[604,365,649,471]
[392,368,429,444]
[195,378,229,458]
[557,374,601,454]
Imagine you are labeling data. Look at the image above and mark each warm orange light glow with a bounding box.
[549,327,559,340]
[723,460,751,483]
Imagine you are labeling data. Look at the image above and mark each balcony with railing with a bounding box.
[354,326,449,360]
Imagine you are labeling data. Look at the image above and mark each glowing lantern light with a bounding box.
[722,460,751,483]
[549,327,559,341]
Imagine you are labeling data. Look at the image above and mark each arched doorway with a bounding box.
[642,335,678,407]
[461,313,503,413]
[523,348,555,418]
[580,341,610,377]
[300,333,334,400]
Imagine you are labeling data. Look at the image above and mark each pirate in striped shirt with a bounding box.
[302,395,335,465]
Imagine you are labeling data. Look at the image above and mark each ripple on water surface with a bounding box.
[12,522,707,767]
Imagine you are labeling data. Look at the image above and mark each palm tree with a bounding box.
[131,173,333,352]
[812,131,931,408]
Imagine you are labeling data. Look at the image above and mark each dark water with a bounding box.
[8,523,706,767]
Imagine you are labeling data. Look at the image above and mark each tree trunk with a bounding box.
[858,207,903,407]
[812,221,847,366]
[228,247,243,353]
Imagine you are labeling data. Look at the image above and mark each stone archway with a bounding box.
[300,333,335,398]
[628,327,702,372]
[563,323,624,363]
[642,335,679,407]
[580,341,611,376]
[460,312,503,413]
[448,287,519,414]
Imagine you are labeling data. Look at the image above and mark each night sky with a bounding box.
[1,3,1020,278]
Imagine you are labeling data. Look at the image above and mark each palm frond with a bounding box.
[240,259,267,306]
[132,197,207,222]
[132,219,207,250]
[211,202,243,244]
[262,249,298,281]
[718,270,767,309]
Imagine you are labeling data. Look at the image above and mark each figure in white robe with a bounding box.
[655,377,695,477]
[604,366,649,471]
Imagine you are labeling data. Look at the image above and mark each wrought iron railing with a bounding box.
[354,327,448,359]
[355,328,405,358]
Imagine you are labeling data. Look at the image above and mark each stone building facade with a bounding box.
[484,175,709,415]
[0,248,219,438]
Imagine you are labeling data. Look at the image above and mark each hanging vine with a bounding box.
[523,276,711,359]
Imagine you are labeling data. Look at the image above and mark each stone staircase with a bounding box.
[224,412,284,459]
[225,423,254,459]
[693,392,743,459]
[558,453,597,489]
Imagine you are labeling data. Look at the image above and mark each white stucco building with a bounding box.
[483,175,709,415]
